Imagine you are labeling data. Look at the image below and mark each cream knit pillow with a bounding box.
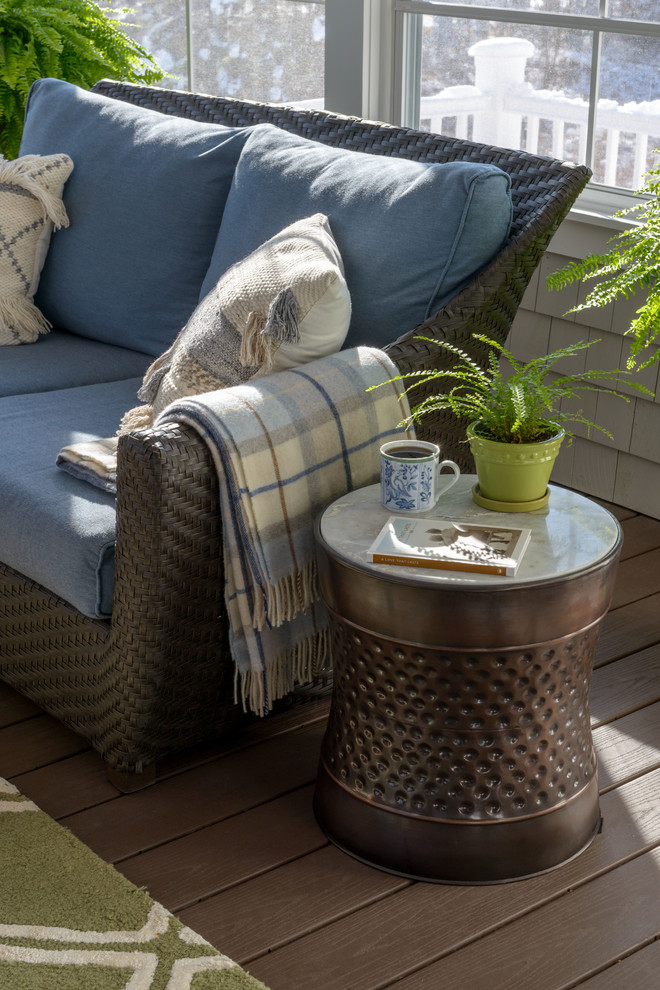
[120,213,351,431]
[0,153,73,345]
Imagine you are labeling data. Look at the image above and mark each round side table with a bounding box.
[313,476,622,883]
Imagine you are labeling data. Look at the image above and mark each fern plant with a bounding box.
[0,0,164,159]
[547,159,660,371]
[376,334,652,444]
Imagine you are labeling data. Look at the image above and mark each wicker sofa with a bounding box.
[0,79,591,790]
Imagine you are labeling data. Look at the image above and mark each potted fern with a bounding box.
[547,159,660,371]
[0,0,164,159]
[381,334,652,510]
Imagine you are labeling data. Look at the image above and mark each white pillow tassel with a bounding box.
[241,288,300,374]
[0,295,51,345]
[117,403,155,435]
[0,156,70,229]
[241,311,273,369]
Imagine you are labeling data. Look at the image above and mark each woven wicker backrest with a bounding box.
[91,80,588,242]
[91,80,592,461]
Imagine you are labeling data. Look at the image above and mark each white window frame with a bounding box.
[325,0,396,121]
[324,0,660,221]
[391,1,660,219]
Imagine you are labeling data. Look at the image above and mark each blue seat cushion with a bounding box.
[0,379,143,618]
[201,125,513,349]
[19,78,254,357]
[0,330,151,398]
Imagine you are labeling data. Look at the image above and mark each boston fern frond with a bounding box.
[370,333,653,444]
[0,0,164,159]
[547,159,660,370]
[510,382,529,433]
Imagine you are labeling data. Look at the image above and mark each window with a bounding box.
[107,0,325,105]
[393,1,660,200]
[106,0,660,209]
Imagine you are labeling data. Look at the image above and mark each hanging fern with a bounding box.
[547,159,660,371]
[0,0,164,159]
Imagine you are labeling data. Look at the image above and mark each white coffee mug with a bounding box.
[380,440,460,512]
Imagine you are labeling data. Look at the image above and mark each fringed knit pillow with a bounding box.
[0,153,73,344]
[120,213,351,432]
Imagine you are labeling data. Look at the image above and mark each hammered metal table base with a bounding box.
[315,761,601,884]
[314,513,621,884]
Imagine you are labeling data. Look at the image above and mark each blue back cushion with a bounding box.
[19,79,253,356]
[201,125,513,349]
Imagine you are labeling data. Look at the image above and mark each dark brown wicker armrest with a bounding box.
[108,422,250,776]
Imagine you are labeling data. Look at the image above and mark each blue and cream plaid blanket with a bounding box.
[158,346,413,715]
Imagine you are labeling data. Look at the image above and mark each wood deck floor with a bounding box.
[2,495,660,989]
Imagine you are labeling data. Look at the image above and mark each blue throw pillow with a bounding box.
[19,79,254,356]
[201,125,513,349]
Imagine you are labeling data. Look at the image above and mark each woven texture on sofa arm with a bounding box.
[0,81,592,789]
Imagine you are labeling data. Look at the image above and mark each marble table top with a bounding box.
[318,475,622,588]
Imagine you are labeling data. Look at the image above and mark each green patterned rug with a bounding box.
[0,777,268,990]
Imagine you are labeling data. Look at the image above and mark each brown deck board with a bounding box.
[0,682,41,727]
[177,845,411,964]
[590,644,660,725]
[119,786,327,908]
[2,499,660,990]
[576,939,660,989]
[609,547,660,608]
[243,770,660,989]
[0,713,87,775]
[596,591,660,665]
[385,849,660,990]
[9,699,332,822]
[594,701,660,791]
[12,749,121,816]
[60,721,326,862]
[618,513,660,558]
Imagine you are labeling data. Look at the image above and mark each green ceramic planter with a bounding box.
[467,421,565,505]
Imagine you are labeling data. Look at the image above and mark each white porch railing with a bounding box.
[419,37,660,190]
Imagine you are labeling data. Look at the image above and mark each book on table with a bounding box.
[368,516,532,576]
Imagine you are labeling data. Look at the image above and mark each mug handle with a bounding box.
[435,459,460,499]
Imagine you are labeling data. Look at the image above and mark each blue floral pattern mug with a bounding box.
[380,440,460,512]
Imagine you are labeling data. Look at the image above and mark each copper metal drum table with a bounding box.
[313,476,622,883]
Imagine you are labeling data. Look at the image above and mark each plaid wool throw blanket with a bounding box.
[158,346,413,715]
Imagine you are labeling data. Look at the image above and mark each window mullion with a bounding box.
[391,5,406,127]
[324,0,367,117]
[400,11,422,129]
[585,28,602,175]
[185,0,193,92]
[363,0,396,123]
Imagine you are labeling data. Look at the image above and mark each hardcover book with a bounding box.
[368,516,532,575]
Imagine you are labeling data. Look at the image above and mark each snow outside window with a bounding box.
[396,0,660,199]
[106,0,325,106]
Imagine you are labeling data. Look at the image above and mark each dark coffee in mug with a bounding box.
[388,447,430,459]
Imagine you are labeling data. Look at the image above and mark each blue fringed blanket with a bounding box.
[158,346,413,715]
